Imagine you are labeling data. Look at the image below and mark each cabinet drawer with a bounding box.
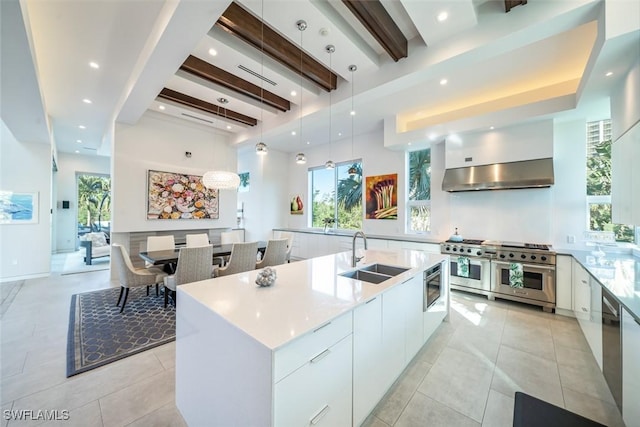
[274,311,352,382]
[274,335,353,427]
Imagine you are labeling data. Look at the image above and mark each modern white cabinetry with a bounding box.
[404,275,425,360]
[622,307,640,427]
[572,259,602,370]
[612,121,640,225]
[555,255,572,312]
[381,283,406,387]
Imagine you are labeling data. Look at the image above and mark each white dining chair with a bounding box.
[146,235,176,288]
[277,231,294,263]
[163,246,213,308]
[186,233,210,247]
[255,238,288,269]
[219,230,244,265]
[213,242,259,277]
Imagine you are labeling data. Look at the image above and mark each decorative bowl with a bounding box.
[256,267,277,287]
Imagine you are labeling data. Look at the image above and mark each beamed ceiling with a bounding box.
[6,0,639,156]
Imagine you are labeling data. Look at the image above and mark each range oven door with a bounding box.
[449,257,491,292]
[491,260,555,303]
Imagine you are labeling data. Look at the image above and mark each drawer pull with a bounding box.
[310,405,330,425]
[313,322,331,333]
[365,297,377,304]
[582,307,588,312]
[310,348,331,364]
[581,280,587,284]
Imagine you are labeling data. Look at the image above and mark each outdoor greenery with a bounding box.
[407,149,431,232]
[586,140,633,242]
[78,175,111,232]
[311,162,362,230]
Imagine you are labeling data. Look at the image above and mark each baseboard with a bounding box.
[0,272,50,283]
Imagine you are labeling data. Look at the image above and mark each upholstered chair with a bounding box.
[277,232,294,263]
[163,246,213,308]
[213,242,259,278]
[186,233,209,247]
[255,239,288,269]
[112,244,168,313]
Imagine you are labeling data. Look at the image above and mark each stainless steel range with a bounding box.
[440,239,556,312]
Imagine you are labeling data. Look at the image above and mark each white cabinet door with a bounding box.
[623,307,640,427]
[382,284,406,389]
[555,255,572,312]
[572,260,591,328]
[274,335,352,427]
[291,232,308,259]
[352,296,384,427]
[404,275,424,362]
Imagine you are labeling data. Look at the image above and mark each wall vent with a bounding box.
[238,65,277,86]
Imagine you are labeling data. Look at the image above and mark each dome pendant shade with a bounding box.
[256,142,268,155]
[295,153,307,164]
[202,170,241,190]
[325,160,335,169]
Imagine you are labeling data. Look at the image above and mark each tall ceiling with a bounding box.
[3,0,639,157]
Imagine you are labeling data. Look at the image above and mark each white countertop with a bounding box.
[178,249,447,350]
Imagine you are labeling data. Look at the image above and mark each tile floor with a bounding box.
[1,266,624,427]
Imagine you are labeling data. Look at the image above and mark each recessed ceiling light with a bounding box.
[408,142,412,146]
[291,90,297,97]
[606,71,613,77]
[291,131,296,136]
[78,125,86,129]
[226,125,232,130]
[440,78,448,85]
[437,11,448,22]
[208,48,217,56]
[350,110,356,116]
[89,61,99,69]
[306,141,310,145]
[76,139,82,143]
[158,105,165,110]
[338,132,342,136]
[75,150,80,153]
[490,126,495,130]
[82,98,92,104]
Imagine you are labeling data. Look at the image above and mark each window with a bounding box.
[407,148,431,233]
[309,160,362,230]
[586,120,634,243]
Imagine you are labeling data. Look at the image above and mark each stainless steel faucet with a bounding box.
[352,230,368,267]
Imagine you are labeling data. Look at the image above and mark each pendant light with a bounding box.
[295,19,307,165]
[256,0,268,156]
[202,98,241,190]
[348,64,357,176]
[325,44,335,169]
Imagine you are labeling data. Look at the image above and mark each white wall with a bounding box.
[611,58,640,141]
[54,152,110,253]
[0,119,52,281]
[112,111,237,233]
[237,149,289,242]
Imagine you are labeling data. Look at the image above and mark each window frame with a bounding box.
[406,147,432,235]
[308,159,363,231]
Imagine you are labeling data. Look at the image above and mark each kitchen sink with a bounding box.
[339,269,392,284]
[360,263,409,277]
[339,264,409,284]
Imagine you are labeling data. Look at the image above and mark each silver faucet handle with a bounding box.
[355,255,364,263]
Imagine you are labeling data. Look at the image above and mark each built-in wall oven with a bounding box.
[491,244,556,312]
[424,261,443,312]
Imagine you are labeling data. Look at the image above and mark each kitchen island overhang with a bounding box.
[176,249,449,426]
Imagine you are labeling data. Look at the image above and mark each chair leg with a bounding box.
[120,288,130,313]
[164,286,169,308]
[116,286,124,306]
[156,284,159,296]
[146,285,150,296]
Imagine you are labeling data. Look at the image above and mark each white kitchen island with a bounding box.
[176,249,449,427]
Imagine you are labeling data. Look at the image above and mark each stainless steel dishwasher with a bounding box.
[602,287,622,411]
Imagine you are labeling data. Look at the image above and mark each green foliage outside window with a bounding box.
[311,162,362,230]
[78,175,111,232]
[407,148,431,233]
[586,140,633,242]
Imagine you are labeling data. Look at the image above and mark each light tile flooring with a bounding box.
[1,268,625,427]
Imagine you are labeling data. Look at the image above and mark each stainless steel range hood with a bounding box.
[442,158,554,192]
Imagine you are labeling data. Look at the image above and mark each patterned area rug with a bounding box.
[67,286,175,377]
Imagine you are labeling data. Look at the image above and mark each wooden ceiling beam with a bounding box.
[180,55,290,113]
[342,0,407,62]
[216,2,337,92]
[158,88,258,127]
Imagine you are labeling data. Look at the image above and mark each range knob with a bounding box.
[453,247,458,252]
[477,251,482,256]
[541,256,547,261]
[499,254,506,259]
[467,248,472,253]
[509,253,514,258]
[445,246,451,251]
[531,255,537,260]
[521,254,526,259]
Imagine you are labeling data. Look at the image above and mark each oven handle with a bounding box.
[492,260,556,271]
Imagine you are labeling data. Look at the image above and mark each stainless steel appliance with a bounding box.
[424,261,443,312]
[440,239,494,296]
[491,242,556,312]
[440,239,557,311]
[602,287,622,411]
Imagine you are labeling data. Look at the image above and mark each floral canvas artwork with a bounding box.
[365,174,397,219]
[147,170,218,220]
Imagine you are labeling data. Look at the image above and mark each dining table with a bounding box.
[139,241,267,268]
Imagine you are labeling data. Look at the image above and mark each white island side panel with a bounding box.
[176,290,273,427]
